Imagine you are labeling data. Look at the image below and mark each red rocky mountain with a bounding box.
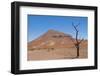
[28,30,87,50]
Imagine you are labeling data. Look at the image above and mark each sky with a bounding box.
[28,15,88,42]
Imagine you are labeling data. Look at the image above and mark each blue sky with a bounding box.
[28,15,88,42]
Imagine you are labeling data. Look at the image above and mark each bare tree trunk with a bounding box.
[76,30,79,58]
[76,45,79,58]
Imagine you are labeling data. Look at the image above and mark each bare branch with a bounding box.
[79,38,84,44]
[76,23,80,27]
[72,22,79,43]
[72,22,79,32]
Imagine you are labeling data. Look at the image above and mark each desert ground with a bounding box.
[27,47,87,61]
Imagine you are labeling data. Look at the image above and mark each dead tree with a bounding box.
[72,23,84,58]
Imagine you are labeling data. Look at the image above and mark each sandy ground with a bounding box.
[27,47,88,61]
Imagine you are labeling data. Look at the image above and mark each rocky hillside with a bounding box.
[28,30,87,50]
